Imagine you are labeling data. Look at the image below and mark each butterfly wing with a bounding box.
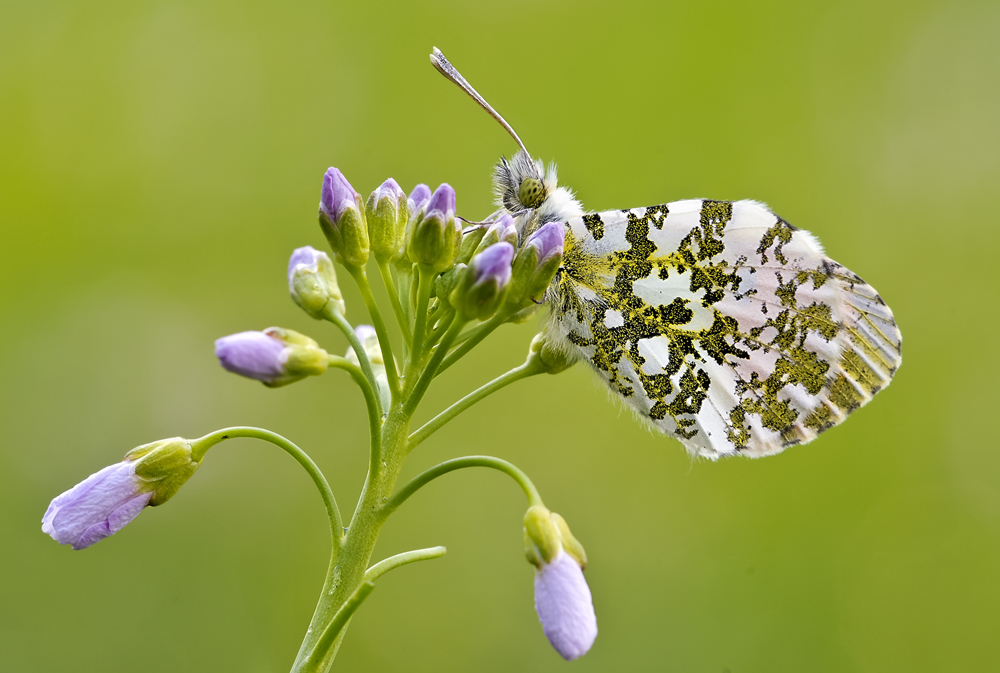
[549,199,901,459]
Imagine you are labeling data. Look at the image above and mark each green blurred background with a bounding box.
[2,0,998,671]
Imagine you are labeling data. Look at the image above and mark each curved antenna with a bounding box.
[430,47,531,158]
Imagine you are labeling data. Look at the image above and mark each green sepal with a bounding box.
[126,438,200,506]
[526,332,578,375]
[367,192,409,264]
[290,252,346,319]
[552,512,587,568]
[405,211,462,273]
[523,505,561,566]
[320,200,370,268]
[263,327,329,387]
[456,226,487,265]
[449,266,507,321]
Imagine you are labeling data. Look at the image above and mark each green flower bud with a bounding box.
[527,332,578,375]
[366,178,409,263]
[345,325,391,410]
[124,438,201,506]
[456,226,487,265]
[319,167,370,268]
[265,327,329,384]
[288,246,346,319]
[472,213,518,258]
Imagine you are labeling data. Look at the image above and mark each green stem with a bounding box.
[409,360,544,450]
[293,581,376,673]
[382,455,543,518]
[402,317,466,416]
[410,265,435,362]
[364,546,447,582]
[190,427,343,548]
[327,355,383,476]
[435,308,511,376]
[377,260,412,347]
[347,266,400,396]
[325,307,384,419]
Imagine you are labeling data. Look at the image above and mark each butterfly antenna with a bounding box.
[430,47,533,160]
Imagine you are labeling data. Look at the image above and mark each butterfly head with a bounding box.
[493,151,584,230]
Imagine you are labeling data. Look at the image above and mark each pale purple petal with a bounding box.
[42,461,151,550]
[321,167,357,221]
[494,213,517,244]
[288,246,323,279]
[407,184,431,213]
[526,222,565,263]
[471,242,514,289]
[373,177,405,203]
[425,183,456,220]
[534,552,598,660]
[215,331,288,383]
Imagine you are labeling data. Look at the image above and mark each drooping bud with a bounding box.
[522,505,596,660]
[366,178,409,263]
[288,246,346,319]
[449,242,514,320]
[473,213,518,257]
[318,167,369,268]
[345,325,392,410]
[526,331,578,375]
[405,183,461,273]
[215,327,328,387]
[42,438,202,550]
[508,222,564,306]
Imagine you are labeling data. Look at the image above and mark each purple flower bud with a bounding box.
[470,242,514,289]
[288,246,345,318]
[407,183,431,214]
[494,213,518,246]
[525,221,564,263]
[425,183,456,220]
[42,461,152,550]
[318,167,369,267]
[320,167,357,223]
[372,177,405,204]
[215,331,288,384]
[367,178,409,262]
[534,551,598,660]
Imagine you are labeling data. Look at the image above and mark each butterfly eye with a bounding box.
[518,178,547,209]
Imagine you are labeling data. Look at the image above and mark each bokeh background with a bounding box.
[2,0,999,671]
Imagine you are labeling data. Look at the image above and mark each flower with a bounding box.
[450,242,514,320]
[407,183,431,214]
[523,505,597,660]
[508,222,565,306]
[534,551,598,660]
[288,246,346,319]
[366,178,409,262]
[215,328,328,387]
[405,183,461,272]
[42,438,200,550]
[318,167,369,268]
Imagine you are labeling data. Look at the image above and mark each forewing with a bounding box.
[551,199,901,459]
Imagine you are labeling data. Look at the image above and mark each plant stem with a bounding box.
[382,455,544,517]
[364,546,447,582]
[190,427,342,548]
[402,318,465,416]
[325,308,384,419]
[409,265,435,361]
[377,260,411,347]
[435,308,511,376]
[347,266,400,396]
[408,360,544,450]
[327,356,383,476]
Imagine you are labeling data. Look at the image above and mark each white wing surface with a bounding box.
[548,199,901,459]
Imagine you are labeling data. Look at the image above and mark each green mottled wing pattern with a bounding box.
[548,199,901,459]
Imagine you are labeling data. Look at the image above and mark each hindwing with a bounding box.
[547,199,901,459]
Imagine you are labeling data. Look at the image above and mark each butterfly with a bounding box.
[431,48,902,460]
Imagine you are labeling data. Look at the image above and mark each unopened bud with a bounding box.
[473,213,518,257]
[366,178,409,263]
[405,183,461,272]
[318,167,370,268]
[345,325,391,410]
[449,242,514,320]
[508,222,564,306]
[288,246,346,318]
[215,327,328,387]
[527,332,578,375]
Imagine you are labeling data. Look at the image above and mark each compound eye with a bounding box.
[518,178,546,209]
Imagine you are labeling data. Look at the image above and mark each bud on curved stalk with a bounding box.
[508,222,565,307]
[366,178,409,263]
[526,331,578,375]
[473,213,518,257]
[42,438,201,550]
[215,328,328,387]
[405,183,461,273]
[449,242,514,320]
[318,167,369,268]
[288,246,346,318]
[523,505,597,660]
[345,325,391,410]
